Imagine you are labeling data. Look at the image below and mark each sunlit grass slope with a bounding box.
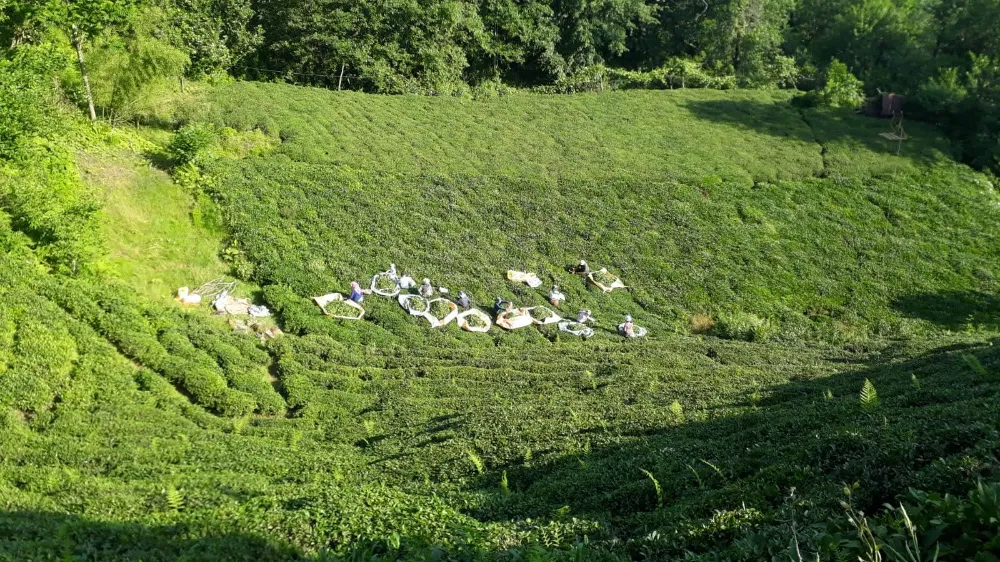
[194,82,998,342]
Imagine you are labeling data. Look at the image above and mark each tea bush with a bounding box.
[4,81,1000,559]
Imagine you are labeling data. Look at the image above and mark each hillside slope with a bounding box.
[2,83,999,561]
[193,83,999,342]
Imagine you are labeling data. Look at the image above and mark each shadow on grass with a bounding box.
[683,98,951,170]
[0,510,609,561]
[0,511,304,561]
[142,148,175,173]
[893,290,1000,331]
[471,338,1000,556]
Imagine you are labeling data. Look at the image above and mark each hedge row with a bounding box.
[178,316,285,415]
[36,278,256,417]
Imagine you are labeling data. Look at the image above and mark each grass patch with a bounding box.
[78,146,248,302]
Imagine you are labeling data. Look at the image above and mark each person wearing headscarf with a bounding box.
[418,278,434,297]
[493,296,512,317]
[621,314,635,337]
[549,285,566,306]
[349,281,364,303]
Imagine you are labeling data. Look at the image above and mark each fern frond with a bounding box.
[961,353,988,377]
[640,468,662,507]
[465,449,484,475]
[669,400,684,421]
[165,486,184,511]
[860,379,880,412]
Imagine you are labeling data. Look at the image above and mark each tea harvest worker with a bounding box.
[549,285,566,306]
[457,291,471,310]
[493,297,512,317]
[577,309,594,323]
[349,281,364,303]
[418,278,434,297]
[621,314,635,337]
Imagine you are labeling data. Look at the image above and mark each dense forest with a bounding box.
[1,0,998,171]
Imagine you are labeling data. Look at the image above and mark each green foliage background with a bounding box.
[2,1,1000,560]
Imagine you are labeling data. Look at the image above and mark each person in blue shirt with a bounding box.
[494,297,513,317]
[349,281,364,303]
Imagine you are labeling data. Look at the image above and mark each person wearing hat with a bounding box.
[577,309,595,323]
[397,273,415,289]
[548,285,566,306]
[349,281,365,303]
[569,259,590,275]
[418,278,435,298]
[457,291,471,310]
[621,314,635,337]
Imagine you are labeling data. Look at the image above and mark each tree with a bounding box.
[712,0,795,86]
[0,47,60,160]
[821,58,865,108]
[0,0,47,49]
[87,5,189,124]
[251,0,483,93]
[787,0,932,91]
[548,0,654,78]
[42,0,135,121]
[154,0,261,77]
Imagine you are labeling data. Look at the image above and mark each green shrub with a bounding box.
[0,48,60,161]
[1,142,103,273]
[182,319,285,415]
[821,59,865,109]
[713,312,777,342]
[166,122,216,166]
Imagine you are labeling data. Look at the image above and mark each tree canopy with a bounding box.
[2,0,998,170]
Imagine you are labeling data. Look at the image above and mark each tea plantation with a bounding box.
[2,82,1000,560]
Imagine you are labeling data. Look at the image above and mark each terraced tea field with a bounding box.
[3,82,999,560]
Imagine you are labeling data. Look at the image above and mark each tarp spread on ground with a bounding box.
[370,272,400,297]
[218,296,253,316]
[398,295,458,328]
[426,298,459,327]
[399,294,429,316]
[558,321,594,338]
[507,270,542,288]
[457,309,491,332]
[496,308,534,330]
[588,269,626,293]
[314,293,365,320]
[526,306,562,325]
